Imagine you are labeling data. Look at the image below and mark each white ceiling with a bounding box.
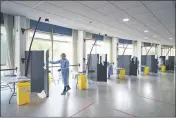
[1,1,175,45]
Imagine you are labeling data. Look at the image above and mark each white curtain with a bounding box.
[3,14,15,73]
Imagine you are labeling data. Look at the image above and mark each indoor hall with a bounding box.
[1,1,175,117]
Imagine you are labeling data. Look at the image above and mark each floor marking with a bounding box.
[69,102,94,117]
[114,109,137,117]
[137,95,175,105]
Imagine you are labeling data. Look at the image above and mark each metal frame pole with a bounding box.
[25,17,41,76]
[122,43,128,55]
[146,44,153,55]
[165,47,173,57]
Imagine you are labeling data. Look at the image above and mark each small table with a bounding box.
[1,76,30,104]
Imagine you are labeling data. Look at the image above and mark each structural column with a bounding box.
[72,30,78,71]
[137,41,142,75]
[111,37,118,74]
[77,30,86,72]
[14,16,30,75]
[132,41,138,57]
[104,36,112,62]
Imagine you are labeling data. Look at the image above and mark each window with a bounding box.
[161,45,174,56]
[28,30,73,77]
[52,34,73,64]
[53,34,72,42]
[142,44,156,55]
[29,31,51,40]
[85,39,111,62]
[118,43,133,55]
[1,25,7,66]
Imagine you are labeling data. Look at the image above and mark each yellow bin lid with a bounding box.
[17,82,31,87]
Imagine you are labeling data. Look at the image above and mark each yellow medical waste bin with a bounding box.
[161,65,166,72]
[144,66,149,75]
[119,68,125,79]
[17,82,31,105]
[78,74,88,89]
[48,73,51,88]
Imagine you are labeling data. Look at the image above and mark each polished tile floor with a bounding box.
[1,72,175,117]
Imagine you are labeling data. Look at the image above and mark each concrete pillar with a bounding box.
[112,37,118,73]
[137,41,142,75]
[132,41,138,57]
[104,36,112,62]
[72,30,78,71]
[77,30,86,72]
[14,16,30,75]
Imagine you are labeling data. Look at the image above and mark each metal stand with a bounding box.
[1,83,13,92]
[9,83,16,104]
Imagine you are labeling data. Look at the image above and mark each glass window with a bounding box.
[1,25,7,66]
[119,48,124,55]
[127,45,133,49]
[161,46,175,56]
[142,45,156,55]
[118,43,133,55]
[52,35,73,63]
[86,40,111,62]
[28,30,73,77]
[29,31,51,40]
[118,44,124,48]
[53,34,72,42]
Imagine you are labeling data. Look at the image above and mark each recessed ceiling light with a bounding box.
[144,30,148,33]
[153,35,156,38]
[123,18,129,22]
[145,37,148,39]
[169,38,172,39]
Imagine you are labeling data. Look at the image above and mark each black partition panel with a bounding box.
[141,55,158,73]
[118,55,131,75]
[166,56,174,71]
[88,54,107,82]
[25,51,44,93]
[141,55,146,71]
[97,54,107,82]
[141,55,146,66]
[146,55,158,73]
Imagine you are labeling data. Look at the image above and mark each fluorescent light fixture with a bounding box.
[153,35,156,38]
[144,30,148,33]
[123,18,129,22]
[169,38,172,39]
[145,37,148,39]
